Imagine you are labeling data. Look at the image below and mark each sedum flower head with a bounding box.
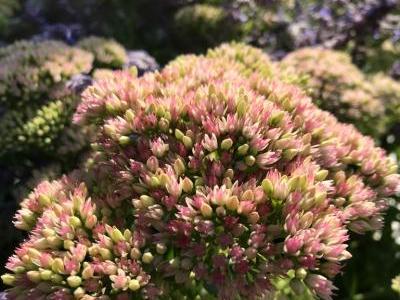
[280,47,386,137]
[0,39,93,107]
[3,47,400,300]
[207,42,306,87]
[77,36,128,69]
[0,93,78,157]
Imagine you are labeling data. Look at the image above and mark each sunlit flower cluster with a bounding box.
[0,40,93,106]
[280,47,386,137]
[207,42,306,86]
[2,47,399,300]
[78,36,128,69]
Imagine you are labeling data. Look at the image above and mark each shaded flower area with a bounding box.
[1,45,399,299]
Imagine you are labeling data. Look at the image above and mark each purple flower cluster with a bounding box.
[2,45,399,300]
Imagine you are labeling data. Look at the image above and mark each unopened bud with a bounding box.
[99,248,112,260]
[245,155,256,166]
[248,212,260,224]
[226,196,239,211]
[245,247,257,260]
[2,274,16,286]
[67,275,82,288]
[261,178,274,195]
[119,136,131,146]
[82,265,94,280]
[175,129,184,140]
[52,258,65,273]
[38,194,51,206]
[182,177,193,193]
[74,287,86,299]
[295,268,307,280]
[242,190,254,202]
[156,243,167,255]
[182,136,193,148]
[150,176,160,187]
[69,216,82,228]
[315,191,327,205]
[129,279,141,291]
[224,168,234,179]
[40,270,52,281]
[237,144,249,156]
[200,203,213,218]
[26,271,41,283]
[174,158,185,176]
[216,206,226,217]
[51,274,63,284]
[221,138,233,150]
[315,169,329,181]
[140,195,154,208]
[110,228,125,243]
[85,215,97,229]
[130,248,142,260]
[142,252,154,264]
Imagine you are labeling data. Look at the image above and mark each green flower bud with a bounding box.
[129,279,141,291]
[261,178,274,195]
[67,275,82,288]
[142,252,154,264]
[221,138,233,150]
[1,274,16,286]
[237,144,249,156]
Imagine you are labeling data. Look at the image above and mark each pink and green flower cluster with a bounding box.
[280,47,387,137]
[0,40,93,106]
[2,46,399,300]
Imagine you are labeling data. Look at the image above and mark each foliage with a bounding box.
[0,0,19,35]
[173,4,239,52]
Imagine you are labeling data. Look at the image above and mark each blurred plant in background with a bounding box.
[280,47,386,138]
[77,36,128,69]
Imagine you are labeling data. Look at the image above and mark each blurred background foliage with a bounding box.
[0,0,400,299]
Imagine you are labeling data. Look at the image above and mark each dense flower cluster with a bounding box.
[77,36,128,69]
[2,48,399,300]
[280,47,387,137]
[0,92,78,156]
[0,40,93,106]
[206,42,305,86]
